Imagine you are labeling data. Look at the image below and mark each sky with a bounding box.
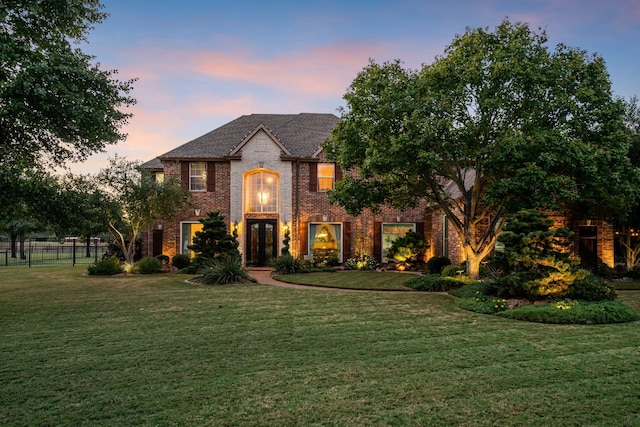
[72,0,640,174]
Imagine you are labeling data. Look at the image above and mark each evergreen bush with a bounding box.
[137,256,162,274]
[426,256,451,274]
[172,253,191,270]
[404,274,467,292]
[87,257,122,276]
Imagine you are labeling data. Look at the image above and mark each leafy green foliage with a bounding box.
[280,228,291,256]
[426,256,451,274]
[171,254,191,270]
[386,231,429,263]
[87,257,122,276]
[189,211,240,266]
[136,256,162,274]
[497,300,639,324]
[495,209,587,299]
[458,295,509,314]
[271,255,307,274]
[198,258,248,285]
[567,275,617,301]
[441,264,467,277]
[345,255,378,270]
[97,157,191,265]
[1,0,135,168]
[324,20,638,278]
[404,274,468,292]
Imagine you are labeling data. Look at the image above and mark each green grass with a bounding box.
[273,271,417,290]
[1,267,640,426]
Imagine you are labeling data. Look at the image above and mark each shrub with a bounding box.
[458,295,509,314]
[345,255,378,270]
[566,274,617,301]
[386,231,429,262]
[199,258,248,285]
[271,255,307,274]
[172,253,191,270]
[426,256,451,274]
[87,257,122,276]
[497,300,639,324]
[137,256,163,274]
[156,254,170,265]
[404,274,467,292]
[441,264,466,277]
[449,282,494,299]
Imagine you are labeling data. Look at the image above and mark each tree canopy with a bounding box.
[324,20,638,278]
[0,0,135,168]
[97,157,191,266]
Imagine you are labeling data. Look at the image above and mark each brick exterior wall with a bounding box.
[140,127,614,269]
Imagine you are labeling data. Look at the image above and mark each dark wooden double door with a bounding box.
[246,220,277,267]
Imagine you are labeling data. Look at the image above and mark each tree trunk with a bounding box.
[19,236,26,260]
[465,249,483,279]
[86,235,91,258]
[10,234,17,258]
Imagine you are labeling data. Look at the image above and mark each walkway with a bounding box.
[246,268,411,293]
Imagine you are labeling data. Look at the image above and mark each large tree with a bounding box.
[616,96,640,270]
[1,0,135,168]
[97,157,191,266]
[325,20,638,278]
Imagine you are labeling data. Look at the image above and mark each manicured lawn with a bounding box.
[2,267,640,426]
[273,270,417,290]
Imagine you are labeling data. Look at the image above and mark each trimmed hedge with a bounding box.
[404,274,468,292]
[496,300,639,324]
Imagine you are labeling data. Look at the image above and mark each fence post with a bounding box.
[72,239,76,267]
[94,238,98,264]
[28,239,31,268]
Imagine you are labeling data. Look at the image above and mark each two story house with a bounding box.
[140,113,614,269]
[141,113,430,267]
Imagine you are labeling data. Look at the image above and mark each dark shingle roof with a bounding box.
[139,157,164,170]
[158,113,339,160]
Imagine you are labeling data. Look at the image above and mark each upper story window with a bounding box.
[246,170,278,213]
[317,163,335,191]
[190,162,206,191]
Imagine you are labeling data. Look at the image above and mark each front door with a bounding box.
[579,226,598,267]
[246,220,277,267]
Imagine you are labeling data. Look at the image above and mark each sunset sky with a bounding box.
[73,0,640,174]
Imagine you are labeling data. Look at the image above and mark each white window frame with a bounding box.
[381,223,416,262]
[317,163,335,192]
[309,222,342,262]
[190,162,207,192]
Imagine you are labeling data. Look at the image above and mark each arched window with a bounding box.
[245,170,278,213]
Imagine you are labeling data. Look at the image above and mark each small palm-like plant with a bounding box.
[199,258,248,285]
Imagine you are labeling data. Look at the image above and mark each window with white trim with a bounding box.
[317,163,335,191]
[190,162,206,191]
[181,222,204,258]
[309,223,342,261]
[382,223,415,261]
[245,170,278,213]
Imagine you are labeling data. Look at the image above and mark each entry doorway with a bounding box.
[246,220,277,267]
[579,226,598,267]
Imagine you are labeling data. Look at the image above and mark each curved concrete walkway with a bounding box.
[247,268,417,293]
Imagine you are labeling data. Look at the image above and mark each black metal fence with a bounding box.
[0,239,109,267]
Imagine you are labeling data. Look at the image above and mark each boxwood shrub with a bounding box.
[137,256,163,274]
[87,257,122,276]
[404,274,467,292]
[496,300,639,324]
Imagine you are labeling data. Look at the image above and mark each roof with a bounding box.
[158,113,339,160]
[139,157,163,170]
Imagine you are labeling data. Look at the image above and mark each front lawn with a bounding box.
[273,270,417,290]
[2,267,640,425]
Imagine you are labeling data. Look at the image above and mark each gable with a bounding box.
[230,124,292,156]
